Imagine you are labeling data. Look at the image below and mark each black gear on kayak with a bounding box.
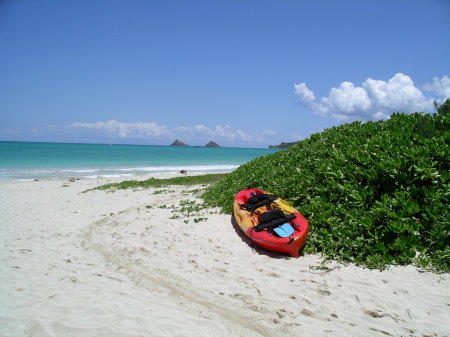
[240,193,278,215]
[253,209,296,232]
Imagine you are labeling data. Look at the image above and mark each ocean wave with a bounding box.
[0,165,239,181]
[115,165,239,172]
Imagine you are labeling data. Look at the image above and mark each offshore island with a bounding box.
[170,139,221,147]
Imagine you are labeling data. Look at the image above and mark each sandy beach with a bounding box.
[1,175,449,337]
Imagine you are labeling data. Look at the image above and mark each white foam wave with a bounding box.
[0,165,239,181]
[115,165,239,172]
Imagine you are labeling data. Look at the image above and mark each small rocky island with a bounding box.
[205,141,221,147]
[171,139,189,146]
[170,140,221,147]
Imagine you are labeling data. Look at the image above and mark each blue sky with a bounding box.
[1,0,449,147]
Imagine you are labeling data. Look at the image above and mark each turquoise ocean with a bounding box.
[0,141,279,180]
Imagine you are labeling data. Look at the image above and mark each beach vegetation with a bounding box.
[194,217,208,223]
[268,141,298,149]
[169,199,209,223]
[84,173,228,192]
[203,103,450,272]
[178,199,204,214]
[152,189,175,195]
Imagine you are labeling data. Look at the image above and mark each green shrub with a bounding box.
[203,107,450,272]
[84,173,228,192]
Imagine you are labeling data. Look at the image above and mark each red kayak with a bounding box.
[233,188,309,257]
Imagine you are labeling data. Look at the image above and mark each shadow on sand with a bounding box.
[230,215,301,260]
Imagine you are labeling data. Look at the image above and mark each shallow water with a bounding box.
[0,141,278,180]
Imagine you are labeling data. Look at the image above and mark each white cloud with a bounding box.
[423,75,450,98]
[294,83,315,103]
[295,73,437,121]
[294,83,328,117]
[70,120,277,145]
[174,124,277,143]
[71,120,173,138]
[323,81,371,118]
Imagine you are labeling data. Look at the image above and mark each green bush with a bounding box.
[203,106,450,272]
[84,173,228,192]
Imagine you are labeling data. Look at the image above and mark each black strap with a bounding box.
[260,209,284,223]
[240,193,278,215]
[254,212,296,232]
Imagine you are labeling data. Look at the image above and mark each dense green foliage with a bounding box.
[268,141,298,149]
[203,108,450,271]
[85,173,228,192]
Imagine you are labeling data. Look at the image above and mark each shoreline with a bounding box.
[0,166,237,182]
[0,141,279,181]
[1,175,449,337]
[10,170,229,182]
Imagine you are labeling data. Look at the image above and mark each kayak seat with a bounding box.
[254,209,296,232]
[240,192,278,215]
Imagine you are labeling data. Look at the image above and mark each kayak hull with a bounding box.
[233,188,309,258]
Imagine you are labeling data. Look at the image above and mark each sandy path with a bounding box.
[1,177,449,337]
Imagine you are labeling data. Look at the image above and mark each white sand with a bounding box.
[0,175,449,337]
